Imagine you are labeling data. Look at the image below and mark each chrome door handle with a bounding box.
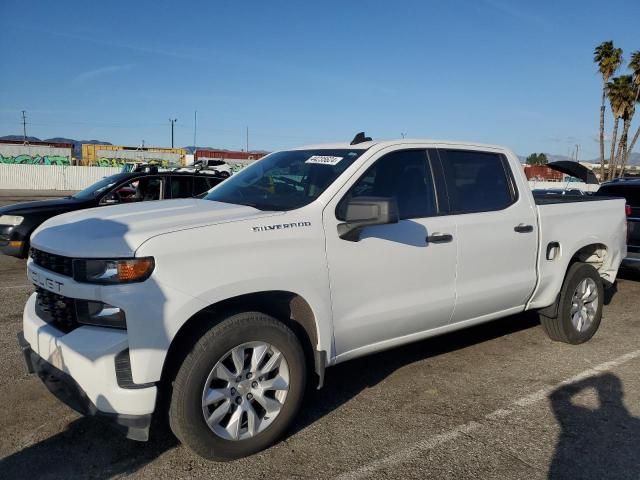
[426,232,453,243]
[514,223,534,233]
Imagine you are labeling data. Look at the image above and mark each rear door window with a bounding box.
[193,176,222,196]
[169,176,194,199]
[438,149,516,213]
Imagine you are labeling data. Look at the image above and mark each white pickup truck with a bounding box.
[19,136,626,460]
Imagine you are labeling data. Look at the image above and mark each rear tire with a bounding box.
[540,262,603,344]
[169,312,306,461]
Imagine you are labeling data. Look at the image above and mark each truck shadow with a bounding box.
[0,416,178,479]
[547,373,640,479]
[290,310,541,436]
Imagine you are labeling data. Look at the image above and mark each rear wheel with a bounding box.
[540,262,603,344]
[169,312,306,460]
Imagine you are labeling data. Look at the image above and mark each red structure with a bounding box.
[0,139,74,149]
[523,165,563,181]
[195,149,268,162]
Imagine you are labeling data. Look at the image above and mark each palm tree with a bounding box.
[616,75,637,176]
[594,41,623,177]
[624,51,640,164]
[607,75,636,178]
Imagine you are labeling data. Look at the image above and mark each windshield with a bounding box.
[72,173,130,200]
[204,149,366,210]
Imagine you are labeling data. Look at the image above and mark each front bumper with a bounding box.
[18,332,152,441]
[21,292,158,440]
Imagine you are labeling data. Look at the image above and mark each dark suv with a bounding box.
[596,178,640,266]
[0,170,224,258]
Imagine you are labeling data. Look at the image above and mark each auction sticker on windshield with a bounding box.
[305,155,343,166]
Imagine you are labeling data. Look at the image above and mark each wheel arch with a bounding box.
[568,242,608,276]
[538,243,609,318]
[160,290,326,393]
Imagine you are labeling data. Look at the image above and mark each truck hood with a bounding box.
[31,199,276,258]
[0,196,87,215]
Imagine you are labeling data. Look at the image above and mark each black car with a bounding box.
[0,170,223,258]
[595,178,640,266]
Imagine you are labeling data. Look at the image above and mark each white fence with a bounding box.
[0,164,121,191]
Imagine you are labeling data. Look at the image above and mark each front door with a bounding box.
[323,148,457,358]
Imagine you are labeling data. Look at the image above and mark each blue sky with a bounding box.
[1,0,639,158]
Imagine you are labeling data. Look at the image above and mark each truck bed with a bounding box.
[527,195,627,311]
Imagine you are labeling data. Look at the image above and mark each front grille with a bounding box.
[35,286,79,333]
[30,248,73,277]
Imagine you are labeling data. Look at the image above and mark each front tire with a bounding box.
[540,262,604,344]
[169,312,306,461]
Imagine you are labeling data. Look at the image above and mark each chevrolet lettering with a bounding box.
[28,268,64,293]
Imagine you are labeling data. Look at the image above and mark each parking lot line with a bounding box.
[336,348,640,480]
[0,285,31,290]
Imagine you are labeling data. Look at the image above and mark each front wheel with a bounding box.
[540,262,604,344]
[169,312,306,460]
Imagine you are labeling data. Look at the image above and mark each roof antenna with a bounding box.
[350,132,372,145]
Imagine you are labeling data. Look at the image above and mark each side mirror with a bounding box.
[337,196,399,241]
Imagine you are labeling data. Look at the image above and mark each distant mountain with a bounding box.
[0,135,112,158]
[0,135,41,143]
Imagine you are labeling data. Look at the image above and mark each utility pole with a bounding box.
[169,118,177,148]
[21,110,27,144]
[193,111,197,150]
[246,126,249,152]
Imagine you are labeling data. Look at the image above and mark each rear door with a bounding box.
[436,148,538,323]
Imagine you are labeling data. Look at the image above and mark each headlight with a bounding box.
[72,257,155,284]
[0,215,24,226]
[75,300,126,329]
